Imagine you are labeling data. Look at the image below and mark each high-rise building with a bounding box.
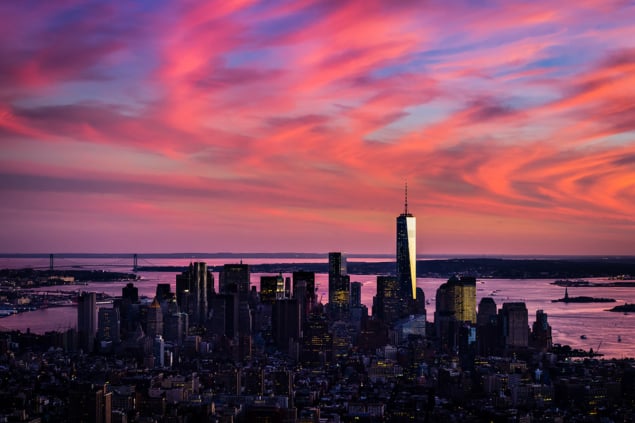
[477,297,497,327]
[97,306,120,346]
[476,297,498,356]
[260,275,279,305]
[276,274,286,300]
[77,291,96,353]
[155,283,172,302]
[531,309,552,351]
[435,275,477,324]
[293,271,316,316]
[176,262,212,327]
[219,263,250,298]
[373,276,401,326]
[396,184,416,301]
[351,282,362,307]
[272,298,301,355]
[146,297,164,338]
[122,283,139,303]
[154,335,165,368]
[500,302,529,349]
[328,252,350,321]
[209,293,239,340]
[434,275,477,353]
[302,314,332,367]
[453,276,477,323]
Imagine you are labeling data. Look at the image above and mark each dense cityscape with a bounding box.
[1,197,635,423]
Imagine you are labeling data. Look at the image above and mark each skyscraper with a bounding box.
[219,263,250,298]
[328,252,350,321]
[97,306,120,346]
[259,275,279,305]
[77,291,97,353]
[293,271,316,317]
[176,262,212,327]
[373,276,401,326]
[396,184,416,301]
[500,302,529,349]
[146,297,164,338]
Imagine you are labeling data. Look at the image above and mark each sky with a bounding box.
[1,0,635,256]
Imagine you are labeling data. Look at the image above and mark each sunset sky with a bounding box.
[1,1,635,255]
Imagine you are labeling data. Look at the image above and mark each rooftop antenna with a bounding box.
[404,181,409,215]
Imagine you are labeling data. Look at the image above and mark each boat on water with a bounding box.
[580,335,587,340]
[618,335,622,342]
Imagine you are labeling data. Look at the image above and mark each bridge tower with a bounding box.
[133,254,138,272]
[49,254,54,272]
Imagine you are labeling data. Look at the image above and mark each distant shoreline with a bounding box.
[2,253,635,259]
[3,257,635,279]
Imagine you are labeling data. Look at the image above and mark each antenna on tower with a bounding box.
[404,181,409,214]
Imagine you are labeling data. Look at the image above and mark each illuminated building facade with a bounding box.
[396,185,416,301]
[328,252,350,321]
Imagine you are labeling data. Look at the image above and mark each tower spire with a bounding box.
[404,181,408,215]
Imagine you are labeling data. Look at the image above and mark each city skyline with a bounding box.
[2,2,635,255]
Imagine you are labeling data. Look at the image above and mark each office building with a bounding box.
[146,297,164,338]
[260,275,279,305]
[272,298,301,355]
[219,263,250,298]
[176,262,212,326]
[476,297,499,356]
[154,335,165,368]
[396,184,416,301]
[500,302,529,349]
[209,293,239,340]
[97,306,120,347]
[531,309,552,351]
[434,275,477,352]
[328,252,350,321]
[302,313,332,367]
[351,281,362,307]
[435,275,477,324]
[373,276,402,326]
[155,283,172,302]
[122,282,139,303]
[77,291,96,353]
[293,271,316,316]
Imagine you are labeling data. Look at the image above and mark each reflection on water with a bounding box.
[1,258,634,359]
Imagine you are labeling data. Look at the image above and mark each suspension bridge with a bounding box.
[5,254,165,272]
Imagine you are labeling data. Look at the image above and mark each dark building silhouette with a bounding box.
[476,297,499,356]
[68,382,112,423]
[210,293,239,340]
[531,309,553,351]
[97,306,120,349]
[260,275,279,305]
[500,302,529,349]
[351,281,362,307]
[77,291,96,353]
[272,298,301,355]
[302,313,332,366]
[293,271,316,317]
[155,283,172,302]
[146,297,164,338]
[122,282,139,303]
[219,263,250,298]
[373,276,402,327]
